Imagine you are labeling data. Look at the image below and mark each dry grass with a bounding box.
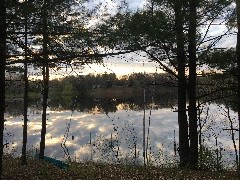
[2,156,237,180]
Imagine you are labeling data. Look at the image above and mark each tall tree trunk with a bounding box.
[21,0,29,165]
[174,1,189,167]
[22,63,28,164]
[39,0,49,160]
[0,0,6,178]
[22,64,28,163]
[236,0,240,176]
[188,0,198,168]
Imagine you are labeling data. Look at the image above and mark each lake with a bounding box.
[3,96,239,169]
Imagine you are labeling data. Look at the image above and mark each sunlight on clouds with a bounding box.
[45,137,62,146]
[98,126,106,132]
[28,122,42,129]
[87,123,96,130]
[27,122,43,135]
[64,141,78,148]
[49,115,66,122]
[5,121,22,126]
[74,146,92,160]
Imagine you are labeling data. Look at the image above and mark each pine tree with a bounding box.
[188,0,198,168]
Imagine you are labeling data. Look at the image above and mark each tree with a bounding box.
[173,0,190,167]
[39,0,49,160]
[21,0,29,165]
[32,0,99,160]
[235,0,240,175]
[0,0,6,177]
[188,0,198,168]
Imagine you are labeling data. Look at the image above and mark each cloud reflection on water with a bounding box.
[3,103,239,168]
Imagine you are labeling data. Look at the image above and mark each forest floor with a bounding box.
[2,155,238,180]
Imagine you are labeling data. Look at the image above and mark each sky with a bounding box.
[27,0,237,80]
[82,0,155,78]
[76,51,161,78]
[77,0,237,78]
[29,0,161,80]
[29,51,161,80]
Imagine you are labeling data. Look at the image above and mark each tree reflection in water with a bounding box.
[4,94,239,168]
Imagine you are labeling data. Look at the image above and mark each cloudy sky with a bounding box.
[82,0,154,77]
[28,0,236,80]
[79,0,237,78]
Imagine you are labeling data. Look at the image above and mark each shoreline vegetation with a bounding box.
[3,155,237,180]
[6,72,236,110]
[89,87,143,99]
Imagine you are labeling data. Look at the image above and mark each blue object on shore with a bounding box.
[35,155,69,169]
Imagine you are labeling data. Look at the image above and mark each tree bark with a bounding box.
[188,0,198,168]
[22,65,29,164]
[39,0,49,160]
[236,0,240,177]
[174,1,189,167]
[0,0,6,178]
[21,0,29,165]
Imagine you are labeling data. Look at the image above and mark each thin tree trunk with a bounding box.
[0,0,6,178]
[40,65,49,159]
[143,89,146,166]
[174,1,189,167]
[188,0,198,168]
[39,0,49,160]
[21,0,29,165]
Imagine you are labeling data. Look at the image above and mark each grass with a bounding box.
[2,155,237,180]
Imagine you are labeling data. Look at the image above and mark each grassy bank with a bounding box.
[2,155,237,180]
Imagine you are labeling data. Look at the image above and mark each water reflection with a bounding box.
[4,105,179,165]
[6,92,178,116]
[3,96,239,168]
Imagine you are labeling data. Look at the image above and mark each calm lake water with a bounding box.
[3,97,239,168]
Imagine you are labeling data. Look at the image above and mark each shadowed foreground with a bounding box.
[2,156,237,180]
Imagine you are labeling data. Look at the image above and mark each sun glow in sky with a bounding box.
[28,51,163,80]
[83,52,162,78]
[27,0,236,80]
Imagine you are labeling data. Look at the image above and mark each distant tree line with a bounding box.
[6,72,176,97]
[6,71,238,110]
